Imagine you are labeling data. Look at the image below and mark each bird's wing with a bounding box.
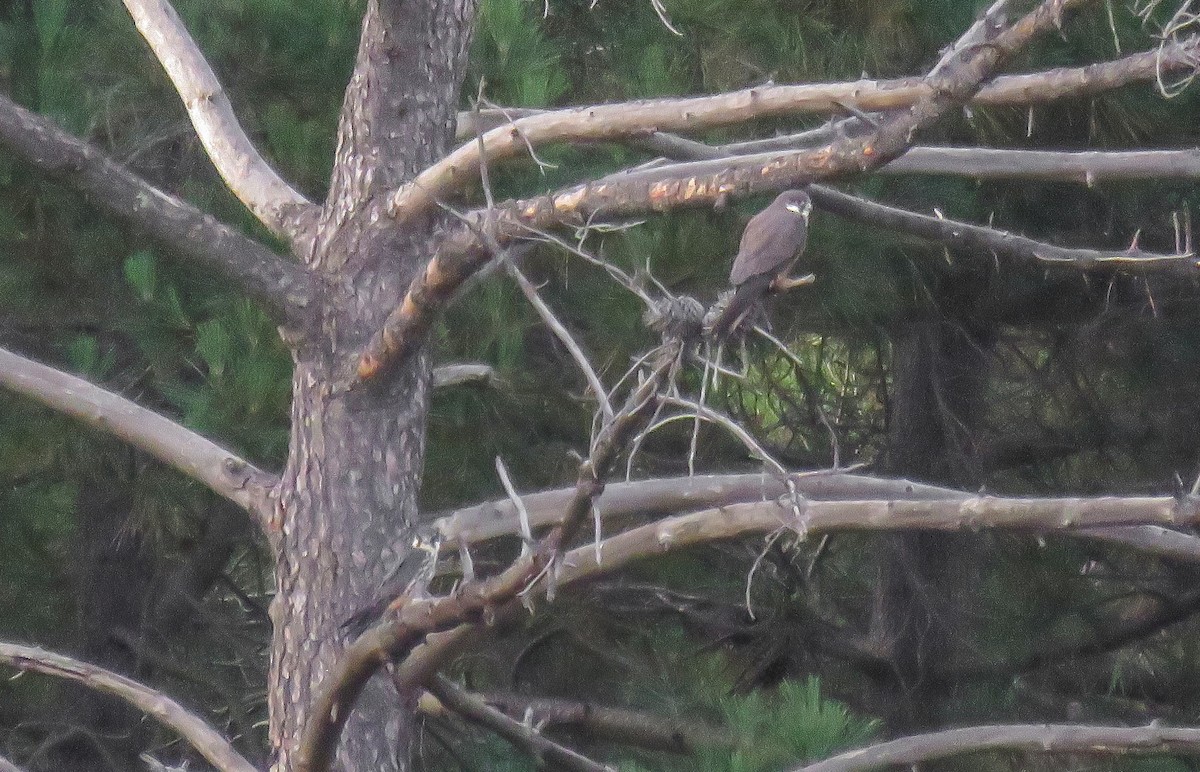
[730,212,808,286]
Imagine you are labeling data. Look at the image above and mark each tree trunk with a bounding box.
[267,1,475,770]
[871,319,988,731]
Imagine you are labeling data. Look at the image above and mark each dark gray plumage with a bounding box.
[709,189,812,338]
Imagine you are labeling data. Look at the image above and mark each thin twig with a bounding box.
[659,396,788,476]
[496,456,535,555]
[505,260,615,422]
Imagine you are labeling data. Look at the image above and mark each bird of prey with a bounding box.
[708,189,814,338]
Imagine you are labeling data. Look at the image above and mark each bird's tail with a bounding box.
[706,273,773,340]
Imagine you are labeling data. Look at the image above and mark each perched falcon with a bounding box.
[708,189,813,338]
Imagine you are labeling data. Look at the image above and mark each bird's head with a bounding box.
[777,189,812,220]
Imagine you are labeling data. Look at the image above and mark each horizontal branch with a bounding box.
[0,641,256,772]
[548,495,1200,594]
[808,185,1196,273]
[432,472,1200,563]
[373,490,1200,766]
[418,38,1199,218]
[359,0,1085,378]
[0,346,276,531]
[334,482,1200,771]
[432,472,792,546]
[885,145,1200,180]
[0,93,317,324]
[618,131,1200,187]
[797,723,1200,772]
[122,0,318,241]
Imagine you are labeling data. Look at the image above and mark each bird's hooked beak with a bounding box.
[785,200,812,219]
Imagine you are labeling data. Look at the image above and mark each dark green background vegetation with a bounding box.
[3,0,1200,769]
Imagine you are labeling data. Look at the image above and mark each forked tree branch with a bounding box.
[356,0,1090,379]
[0,93,318,324]
[122,0,318,241]
[0,346,277,533]
[795,724,1200,772]
[0,642,256,772]
[352,485,1200,764]
[305,478,1200,770]
[411,490,1200,710]
[417,37,1199,219]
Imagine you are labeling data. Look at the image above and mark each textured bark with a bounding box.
[267,1,475,771]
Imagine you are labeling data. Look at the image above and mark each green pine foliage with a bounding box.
[699,678,878,772]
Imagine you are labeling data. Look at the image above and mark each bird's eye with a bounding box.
[785,203,804,214]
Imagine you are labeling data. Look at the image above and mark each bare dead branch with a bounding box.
[431,472,1200,564]
[358,0,1090,378]
[638,129,1200,183]
[808,185,1196,273]
[469,692,735,754]
[317,490,1200,772]
[388,494,1200,738]
[545,495,1200,595]
[298,344,681,772]
[0,346,276,533]
[454,36,1200,142]
[122,0,318,240]
[432,363,501,389]
[795,723,1200,772]
[420,37,1200,219]
[883,145,1200,180]
[423,676,614,772]
[0,642,256,772]
[432,472,789,547]
[0,93,317,324]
